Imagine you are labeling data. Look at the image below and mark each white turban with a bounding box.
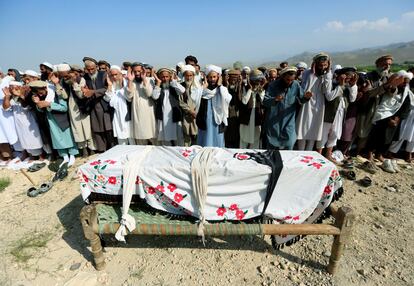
[9,81,22,86]
[23,70,40,78]
[242,66,251,73]
[206,64,222,75]
[41,62,54,70]
[397,70,414,80]
[110,65,122,72]
[296,62,308,69]
[332,64,342,73]
[182,64,196,74]
[56,64,71,72]
[176,61,185,69]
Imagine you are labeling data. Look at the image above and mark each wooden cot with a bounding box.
[80,202,354,276]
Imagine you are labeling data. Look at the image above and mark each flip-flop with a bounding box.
[341,170,356,181]
[359,176,372,187]
[52,163,68,182]
[38,181,53,194]
[27,186,40,197]
[27,162,46,172]
[48,159,63,172]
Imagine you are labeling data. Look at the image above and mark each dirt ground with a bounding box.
[0,155,413,286]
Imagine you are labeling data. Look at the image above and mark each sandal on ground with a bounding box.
[27,186,40,197]
[38,181,53,194]
[380,159,395,173]
[52,162,68,182]
[360,161,377,174]
[27,162,46,172]
[340,170,356,181]
[358,176,372,187]
[342,159,354,169]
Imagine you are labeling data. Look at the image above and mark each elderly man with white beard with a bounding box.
[179,64,201,146]
[82,57,114,152]
[195,65,232,147]
[152,68,185,146]
[104,65,133,145]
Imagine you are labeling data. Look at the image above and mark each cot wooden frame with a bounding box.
[80,203,354,276]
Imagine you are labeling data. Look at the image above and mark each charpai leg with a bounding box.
[80,204,106,270]
[327,206,355,275]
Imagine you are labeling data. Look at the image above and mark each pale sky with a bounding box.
[0,0,413,71]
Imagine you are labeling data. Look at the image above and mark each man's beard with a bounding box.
[161,82,170,89]
[64,79,73,85]
[114,81,122,90]
[377,67,389,78]
[315,66,326,76]
[207,80,218,90]
[134,76,142,83]
[185,80,193,87]
[41,72,50,81]
[90,72,98,80]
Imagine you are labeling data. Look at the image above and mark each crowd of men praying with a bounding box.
[0,53,413,173]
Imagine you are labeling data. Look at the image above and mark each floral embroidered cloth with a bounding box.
[78,146,342,227]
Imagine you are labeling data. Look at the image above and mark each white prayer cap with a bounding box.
[176,61,185,69]
[206,64,222,75]
[56,63,71,72]
[110,65,122,72]
[9,81,22,86]
[242,66,251,73]
[182,64,196,74]
[40,62,54,70]
[23,70,40,78]
[121,70,127,76]
[332,64,342,73]
[296,62,308,69]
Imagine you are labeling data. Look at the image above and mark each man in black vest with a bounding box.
[152,68,185,146]
[81,57,114,152]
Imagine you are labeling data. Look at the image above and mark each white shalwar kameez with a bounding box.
[5,98,43,155]
[152,80,185,145]
[317,85,357,149]
[296,70,333,150]
[0,77,18,146]
[104,81,134,145]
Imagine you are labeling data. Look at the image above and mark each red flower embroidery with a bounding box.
[303,155,313,160]
[174,193,184,203]
[82,174,89,182]
[235,153,250,160]
[235,209,246,220]
[147,186,156,194]
[181,149,192,157]
[216,207,226,216]
[135,177,142,185]
[293,215,300,221]
[156,184,165,193]
[323,185,332,195]
[171,201,179,208]
[312,162,323,169]
[300,159,310,163]
[108,176,117,184]
[104,159,116,164]
[167,183,177,192]
[229,204,239,211]
[89,160,100,166]
[283,215,292,220]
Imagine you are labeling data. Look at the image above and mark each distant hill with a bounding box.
[260,40,414,67]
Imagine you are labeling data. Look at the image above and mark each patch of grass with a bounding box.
[0,177,11,192]
[130,267,145,280]
[10,232,54,263]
